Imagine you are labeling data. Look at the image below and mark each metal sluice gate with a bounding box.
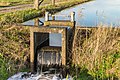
[37,46,61,65]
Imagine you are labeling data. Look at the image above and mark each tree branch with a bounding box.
[38,0,44,6]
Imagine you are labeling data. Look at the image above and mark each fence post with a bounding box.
[52,15,55,20]
[52,0,55,5]
[34,18,39,26]
[34,0,39,10]
[71,12,75,22]
[45,12,49,21]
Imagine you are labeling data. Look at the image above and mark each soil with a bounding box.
[0,4,33,14]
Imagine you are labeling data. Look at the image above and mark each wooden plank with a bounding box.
[30,30,35,72]
[44,21,75,28]
[61,28,67,65]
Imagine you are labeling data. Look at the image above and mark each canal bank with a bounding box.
[0,0,92,25]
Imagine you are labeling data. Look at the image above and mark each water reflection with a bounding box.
[23,17,45,26]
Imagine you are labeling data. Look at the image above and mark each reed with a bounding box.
[73,25,120,79]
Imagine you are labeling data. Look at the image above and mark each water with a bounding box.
[55,0,120,26]
[8,72,73,80]
[23,0,120,27]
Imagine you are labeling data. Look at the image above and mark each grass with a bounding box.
[0,9,42,25]
[0,0,91,25]
[0,0,29,3]
[0,0,33,6]
[0,26,30,80]
[42,0,70,4]
[0,53,9,80]
[72,25,120,79]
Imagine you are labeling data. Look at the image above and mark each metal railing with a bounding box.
[45,11,75,22]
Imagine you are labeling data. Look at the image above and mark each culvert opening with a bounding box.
[35,32,63,74]
[30,26,69,78]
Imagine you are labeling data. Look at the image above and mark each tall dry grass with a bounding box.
[73,25,120,79]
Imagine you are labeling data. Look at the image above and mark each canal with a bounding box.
[23,0,120,27]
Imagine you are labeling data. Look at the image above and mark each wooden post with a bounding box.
[45,12,49,21]
[34,0,44,10]
[71,12,75,22]
[34,18,39,26]
[30,29,35,72]
[52,0,55,5]
[61,29,67,65]
[52,15,55,20]
[34,0,39,10]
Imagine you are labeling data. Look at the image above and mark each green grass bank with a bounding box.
[0,0,33,7]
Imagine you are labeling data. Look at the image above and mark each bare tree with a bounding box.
[34,0,44,10]
[34,0,56,10]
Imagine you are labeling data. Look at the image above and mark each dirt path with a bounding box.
[0,4,34,14]
[0,1,67,14]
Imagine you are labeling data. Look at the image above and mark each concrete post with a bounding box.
[71,12,75,22]
[45,12,49,21]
